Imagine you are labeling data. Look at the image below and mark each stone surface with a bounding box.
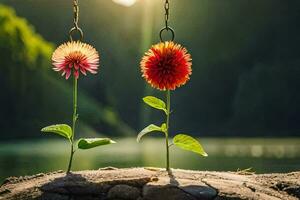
[0,168,299,200]
[143,184,196,200]
[143,176,217,200]
[108,184,141,200]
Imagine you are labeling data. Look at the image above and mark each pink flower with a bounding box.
[52,41,99,79]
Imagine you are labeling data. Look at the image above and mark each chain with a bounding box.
[164,0,170,29]
[160,0,175,42]
[69,0,83,41]
[73,0,79,29]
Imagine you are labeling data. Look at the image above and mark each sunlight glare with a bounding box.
[112,0,137,7]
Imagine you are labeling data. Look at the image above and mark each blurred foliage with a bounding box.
[0,4,133,139]
[0,0,300,138]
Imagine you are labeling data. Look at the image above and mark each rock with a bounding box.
[107,184,141,200]
[143,184,196,200]
[181,185,217,200]
[0,168,299,200]
[143,176,217,200]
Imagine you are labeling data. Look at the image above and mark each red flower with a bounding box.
[52,41,99,79]
[141,41,192,90]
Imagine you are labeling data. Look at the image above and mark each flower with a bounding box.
[140,41,192,90]
[52,41,99,79]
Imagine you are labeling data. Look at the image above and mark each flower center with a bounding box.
[65,51,87,67]
[158,52,176,75]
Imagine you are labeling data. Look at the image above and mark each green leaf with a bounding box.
[41,124,72,140]
[137,124,165,142]
[161,123,167,133]
[143,96,167,114]
[173,134,208,157]
[78,138,116,150]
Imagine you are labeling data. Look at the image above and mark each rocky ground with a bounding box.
[0,167,299,200]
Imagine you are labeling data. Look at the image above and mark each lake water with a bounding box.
[0,138,299,182]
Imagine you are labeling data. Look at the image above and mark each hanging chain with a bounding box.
[69,0,83,41]
[164,0,170,29]
[73,0,79,29]
[160,0,175,42]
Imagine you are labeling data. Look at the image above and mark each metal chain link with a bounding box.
[69,0,83,41]
[73,0,79,29]
[160,0,175,42]
[164,0,169,29]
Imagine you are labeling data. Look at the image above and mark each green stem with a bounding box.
[67,144,74,173]
[67,76,78,173]
[165,90,171,172]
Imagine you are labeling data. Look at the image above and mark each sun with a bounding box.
[112,0,137,7]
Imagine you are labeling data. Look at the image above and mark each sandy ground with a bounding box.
[0,167,299,200]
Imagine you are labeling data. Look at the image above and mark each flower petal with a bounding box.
[51,41,100,79]
[140,41,192,91]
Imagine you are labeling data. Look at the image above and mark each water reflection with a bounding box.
[0,138,299,182]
